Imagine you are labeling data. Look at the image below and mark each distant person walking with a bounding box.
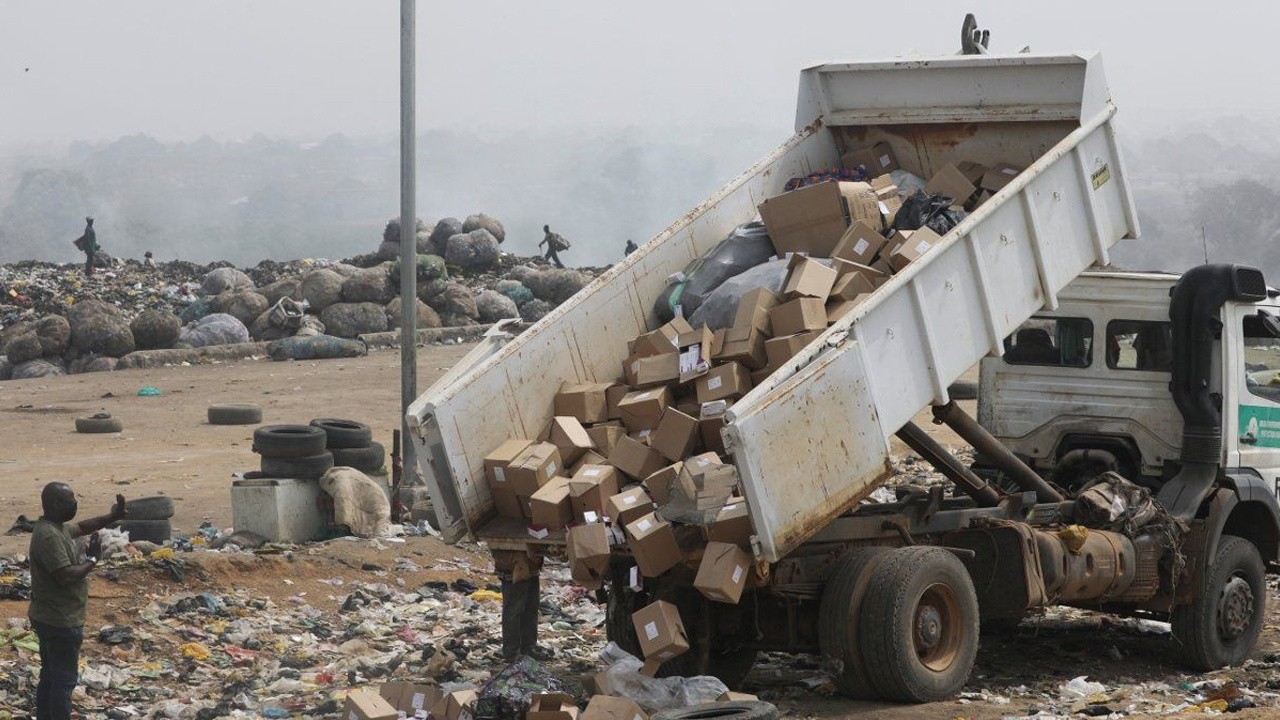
[29,483,127,720]
[539,225,569,269]
[72,218,98,277]
[625,239,638,256]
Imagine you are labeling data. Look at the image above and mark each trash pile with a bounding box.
[0,213,606,379]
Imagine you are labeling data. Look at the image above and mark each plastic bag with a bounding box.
[267,334,366,361]
[654,223,776,323]
[890,169,926,196]
[179,313,250,348]
[687,257,795,331]
[891,189,967,236]
[597,643,728,711]
[1074,471,1161,535]
[473,656,576,720]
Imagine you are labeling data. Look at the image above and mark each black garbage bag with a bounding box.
[891,189,967,236]
[654,222,776,323]
[473,656,577,720]
[687,257,794,331]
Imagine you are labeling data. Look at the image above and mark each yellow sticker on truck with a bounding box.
[1091,164,1111,190]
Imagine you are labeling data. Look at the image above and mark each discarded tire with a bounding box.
[310,418,373,449]
[252,425,328,458]
[260,451,334,480]
[125,496,175,521]
[76,415,123,434]
[119,519,171,544]
[208,404,263,425]
[331,441,385,472]
[652,703,780,720]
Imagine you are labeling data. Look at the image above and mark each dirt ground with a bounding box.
[2,348,1279,719]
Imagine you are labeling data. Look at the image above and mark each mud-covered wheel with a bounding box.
[819,546,891,698]
[858,546,979,702]
[1173,535,1266,670]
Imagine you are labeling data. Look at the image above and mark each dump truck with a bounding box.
[408,51,1280,702]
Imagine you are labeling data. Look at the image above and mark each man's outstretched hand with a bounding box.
[111,494,127,521]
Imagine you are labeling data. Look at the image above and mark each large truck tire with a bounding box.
[124,496,174,521]
[208,403,263,425]
[260,451,334,480]
[309,418,373,449]
[1172,535,1266,671]
[857,546,979,702]
[818,546,891,698]
[252,425,328,458]
[119,519,171,544]
[331,441,386,472]
[75,415,123,434]
[653,702,779,720]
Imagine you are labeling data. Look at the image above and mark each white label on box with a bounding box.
[493,467,506,483]
[546,462,557,476]
[853,238,869,255]
[584,467,601,477]
[623,495,637,505]
[411,692,426,709]
[916,240,931,254]
[878,201,890,215]
[707,376,723,390]
[1003,167,1018,175]
[637,518,652,532]
[645,621,659,640]
[638,430,651,438]
[629,566,641,590]
[878,153,891,168]
[584,511,599,523]
[679,346,701,374]
[631,361,639,374]
[732,565,744,584]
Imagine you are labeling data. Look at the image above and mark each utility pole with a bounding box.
[399,0,418,485]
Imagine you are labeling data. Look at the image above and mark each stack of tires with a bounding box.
[252,425,334,479]
[310,418,385,473]
[119,496,175,543]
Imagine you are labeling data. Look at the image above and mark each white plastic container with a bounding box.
[230,477,325,542]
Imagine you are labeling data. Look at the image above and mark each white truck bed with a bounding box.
[408,52,1139,563]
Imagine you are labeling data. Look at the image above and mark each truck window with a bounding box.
[1002,317,1093,367]
[1106,320,1172,371]
[1243,315,1280,404]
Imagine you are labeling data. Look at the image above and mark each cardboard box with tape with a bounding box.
[567,522,611,588]
[625,511,682,577]
[631,599,691,663]
[505,442,562,497]
[694,541,753,604]
[841,141,899,177]
[607,486,654,527]
[343,691,398,720]
[554,381,614,424]
[758,180,880,257]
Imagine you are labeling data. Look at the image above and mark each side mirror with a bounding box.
[1257,309,1280,338]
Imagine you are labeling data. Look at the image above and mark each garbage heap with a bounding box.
[0,212,604,380]
[480,144,1023,671]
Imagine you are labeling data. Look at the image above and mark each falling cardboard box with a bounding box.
[609,434,667,482]
[582,696,649,720]
[554,382,614,424]
[832,221,887,266]
[617,387,672,433]
[888,227,941,271]
[643,462,682,505]
[607,486,655,527]
[674,453,739,512]
[707,501,753,548]
[626,512,682,577]
[758,180,880,257]
[695,362,751,404]
[529,477,573,530]
[483,438,533,493]
[780,254,838,301]
[343,691,398,720]
[770,297,827,337]
[650,407,700,462]
[631,599,691,662]
[504,442,562,497]
[925,163,978,207]
[546,416,595,465]
[527,694,580,720]
[568,464,621,519]
[567,522,611,589]
[694,541,752,604]
[841,141,900,177]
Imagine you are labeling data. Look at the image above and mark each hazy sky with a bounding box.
[2,1,1276,147]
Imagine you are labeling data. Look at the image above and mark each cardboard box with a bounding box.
[870,255,894,277]
[699,401,728,456]
[650,407,700,462]
[582,696,649,720]
[617,387,672,433]
[877,193,902,228]
[718,692,759,702]
[625,512,682,577]
[505,442,562,497]
[643,462,682,505]
[547,416,595,465]
[888,227,941,271]
[711,328,726,358]
[694,541,752,604]
[770,297,827,337]
[529,477,573,530]
[925,163,977,206]
[585,423,625,456]
[344,691,399,720]
[707,502,752,547]
[403,684,443,716]
[695,362,751,404]
[492,486,526,520]
[606,384,628,421]
[567,522,611,588]
[827,296,870,325]
[609,435,667,481]
[829,270,876,302]
[780,254,838,301]
[674,454,739,512]
[676,327,714,384]
[570,449,608,476]
[568,464,621,519]
[732,288,778,335]
[484,438,533,492]
[378,681,411,710]
[832,221,887,265]
[430,690,477,720]
[764,330,824,369]
[630,599,690,662]
[527,693,579,720]
[980,162,1024,192]
[624,351,679,389]
[580,672,615,699]
[758,180,879,257]
[955,160,989,185]
[607,486,655,527]
[554,382,613,424]
[716,324,768,371]
[841,141,899,176]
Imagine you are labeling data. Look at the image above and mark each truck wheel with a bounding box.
[858,546,980,702]
[819,546,890,698]
[1172,535,1266,671]
[252,425,328,458]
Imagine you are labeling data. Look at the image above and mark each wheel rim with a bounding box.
[1217,573,1254,642]
[914,582,962,672]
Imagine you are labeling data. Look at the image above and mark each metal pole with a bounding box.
[399,0,419,485]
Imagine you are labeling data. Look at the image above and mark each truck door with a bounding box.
[1228,303,1280,499]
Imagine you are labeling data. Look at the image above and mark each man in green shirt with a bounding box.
[29,484,126,720]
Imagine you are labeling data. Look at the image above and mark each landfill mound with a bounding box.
[0,215,606,378]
